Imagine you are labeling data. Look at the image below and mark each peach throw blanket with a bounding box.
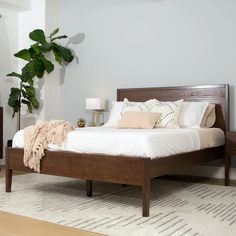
[23,120,74,173]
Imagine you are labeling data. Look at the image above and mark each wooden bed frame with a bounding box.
[5,84,229,217]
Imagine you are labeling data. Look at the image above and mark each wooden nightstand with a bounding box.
[225,131,236,186]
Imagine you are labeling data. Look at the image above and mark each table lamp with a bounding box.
[86,98,105,126]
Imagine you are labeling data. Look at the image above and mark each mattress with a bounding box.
[12,127,225,159]
[13,127,225,158]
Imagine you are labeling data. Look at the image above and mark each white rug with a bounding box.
[0,174,235,236]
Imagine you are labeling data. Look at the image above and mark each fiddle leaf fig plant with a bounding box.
[7,28,74,118]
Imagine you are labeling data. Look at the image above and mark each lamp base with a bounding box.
[89,110,104,127]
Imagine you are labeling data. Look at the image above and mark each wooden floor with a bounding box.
[0,168,105,236]
[0,211,104,236]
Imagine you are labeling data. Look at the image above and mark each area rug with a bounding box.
[0,174,235,236]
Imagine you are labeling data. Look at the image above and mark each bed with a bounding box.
[5,84,229,217]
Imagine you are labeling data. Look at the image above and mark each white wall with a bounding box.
[18,0,45,126]
[0,7,19,163]
[0,0,30,11]
[59,0,236,127]
[44,0,61,121]
[19,0,62,123]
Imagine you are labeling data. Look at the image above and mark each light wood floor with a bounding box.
[0,168,105,236]
[0,211,104,236]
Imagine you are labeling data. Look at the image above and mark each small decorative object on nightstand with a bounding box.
[86,98,105,127]
[77,118,86,128]
[225,131,236,186]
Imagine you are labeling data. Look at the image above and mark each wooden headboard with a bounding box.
[117,84,229,132]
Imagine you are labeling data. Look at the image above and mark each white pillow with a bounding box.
[145,99,183,128]
[200,103,216,128]
[103,101,124,127]
[104,98,150,127]
[121,98,149,114]
[179,101,209,127]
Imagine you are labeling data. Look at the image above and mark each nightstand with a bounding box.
[225,131,236,186]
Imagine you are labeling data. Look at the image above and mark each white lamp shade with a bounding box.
[86,98,105,110]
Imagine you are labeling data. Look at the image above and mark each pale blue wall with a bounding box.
[59,0,236,129]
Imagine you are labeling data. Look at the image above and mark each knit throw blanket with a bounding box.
[23,120,74,173]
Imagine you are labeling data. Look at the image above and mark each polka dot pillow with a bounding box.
[145,99,183,128]
[121,98,149,114]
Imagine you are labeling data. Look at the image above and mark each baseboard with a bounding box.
[171,165,236,180]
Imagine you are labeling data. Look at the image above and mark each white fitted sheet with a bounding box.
[12,127,224,159]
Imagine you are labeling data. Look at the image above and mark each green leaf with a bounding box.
[28,78,34,86]
[51,35,68,41]
[27,103,33,113]
[14,49,31,61]
[8,88,21,117]
[21,62,35,82]
[24,86,36,97]
[9,88,21,104]
[6,72,22,79]
[31,43,41,54]
[41,43,52,52]
[33,59,45,78]
[29,29,47,44]
[11,100,21,117]
[22,62,34,73]
[52,48,62,64]
[50,28,59,37]
[22,93,39,113]
[53,44,74,63]
[41,57,54,73]
[21,71,35,82]
[29,97,40,109]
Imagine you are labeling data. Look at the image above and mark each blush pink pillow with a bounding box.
[117,112,161,129]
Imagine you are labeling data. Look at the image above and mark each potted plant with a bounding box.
[77,118,86,128]
[7,28,75,129]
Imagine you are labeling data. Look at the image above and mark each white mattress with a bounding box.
[12,127,225,159]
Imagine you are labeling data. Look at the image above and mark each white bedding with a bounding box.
[12,127,224,159]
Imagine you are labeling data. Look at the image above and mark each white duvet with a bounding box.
[12,127,224,159]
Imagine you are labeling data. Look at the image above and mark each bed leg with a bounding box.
[6,169,12,193]
[225,153,230,186]
[142,179,150,217]
[86,180,93,197]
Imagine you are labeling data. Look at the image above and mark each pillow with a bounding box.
[121,98,149,114]
[145,99,183,128]
[200,103,216,128]
[103,98,150,127]
[103,101,124,127]
[117,112,161,129]
[179,101,209,127]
